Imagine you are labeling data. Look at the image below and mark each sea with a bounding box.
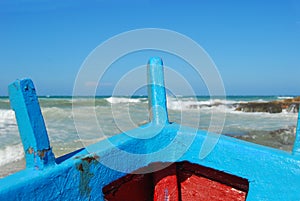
[0,95,298,177]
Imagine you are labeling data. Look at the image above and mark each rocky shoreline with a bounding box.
[235,97,300,113]
[224,126,296,151]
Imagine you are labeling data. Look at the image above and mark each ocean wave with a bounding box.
[0,99,9,103]
[166,97,239,111]
[225,126,296,151]
[251,99,268,103]
[0,99,11,110]
[166,97,300,116]
[0,109,16,127]
[41,107,73,120]
[0,144,24,167]
[42,107,65,113]
[106,97,141,104]
[277,96,294,100]
[0,109,14,119]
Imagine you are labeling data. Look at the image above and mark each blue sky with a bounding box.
[0,0,299,96]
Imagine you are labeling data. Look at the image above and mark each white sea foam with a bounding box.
[42,107,70,117]
[0,109,16,127]
[277,96,294,100]
[0,144,24,167]
[0,99,9,103]
[106,97,141,104]
[252,99,268,103]
[0,109,15,120]
[166,97,238,111]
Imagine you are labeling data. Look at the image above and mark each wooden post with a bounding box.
[8,79,55,170]
[147,57,169,125]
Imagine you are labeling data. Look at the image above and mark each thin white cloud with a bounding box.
[85,81,98,87]
[84,81,112,87]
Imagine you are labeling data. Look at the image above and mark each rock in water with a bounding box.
[235,103,282,113]
[235,96,300,113]
[287,104,299,113]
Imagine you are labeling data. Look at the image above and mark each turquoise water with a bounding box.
[0,96,298,177]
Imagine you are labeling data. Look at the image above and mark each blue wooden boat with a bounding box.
[1,57,300,200]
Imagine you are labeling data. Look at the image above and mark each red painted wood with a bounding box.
[102,162,249,201]
[180,172,246,201]
[103,174,153,201]
[178,162,249,192]
[152,164,179,201]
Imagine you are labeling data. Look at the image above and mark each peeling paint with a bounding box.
[82,155,100,163]
[37,148,52,159]
[26,147,53,160]
[8,79,55,170]
[76,155,100,197]
[27,147,34,154]
[77,164,84,172]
